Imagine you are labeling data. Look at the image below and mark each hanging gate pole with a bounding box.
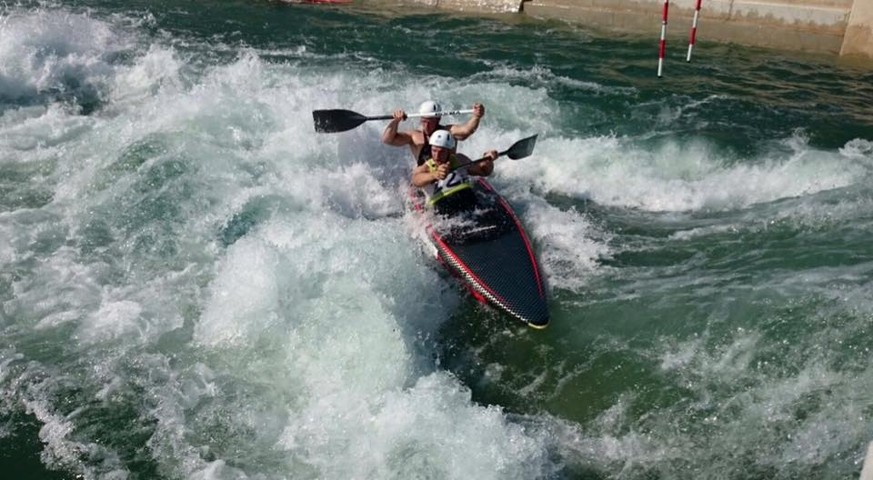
[658,0,670,77]
[686,0,703,62]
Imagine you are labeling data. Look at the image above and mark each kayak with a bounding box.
[409,178,549,328]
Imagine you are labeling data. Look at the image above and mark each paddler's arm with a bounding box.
[412,162,449,187]
[467,150,497,177]
[382,110,413,146]
[449,103,484,141]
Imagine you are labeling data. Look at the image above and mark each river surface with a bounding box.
[2,1,873,478]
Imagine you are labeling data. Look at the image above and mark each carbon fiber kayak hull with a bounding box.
[410,179,549,328]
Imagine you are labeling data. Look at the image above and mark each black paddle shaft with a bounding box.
[450,134,539,171]
[313,108,473,133]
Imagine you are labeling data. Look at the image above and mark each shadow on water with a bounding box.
[0,393,163,479]
[0,74,106,117]
[219,195,286,248]
[0,411,73,480]
[218,193,314,248]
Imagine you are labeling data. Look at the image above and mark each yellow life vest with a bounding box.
[423,155,472,206]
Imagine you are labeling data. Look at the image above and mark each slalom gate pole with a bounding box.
[658,0,669,77]
[686,0,703,62]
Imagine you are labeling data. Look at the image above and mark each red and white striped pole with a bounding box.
[657,0,669,77]
[686,0,703,62]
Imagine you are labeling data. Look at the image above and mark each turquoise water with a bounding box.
[2,1,873,478]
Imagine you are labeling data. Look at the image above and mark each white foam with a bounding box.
[520,198,609,292]
[82,299,143,344]
[0,103,94,157]
[0,8,126,101]
[623,319,873,477]
[189,460,248,480]
[668,223,740,241]
[0,34,575,475]
[110,45,184,106]
[191,201,552,476]
[196,235,283,347]
[839,138,873,159]
[471,64,633,95]
[521,132,866,212]
[278,373,549,479]
[658,329,762,381]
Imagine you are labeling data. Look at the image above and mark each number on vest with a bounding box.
[434,171,463,195]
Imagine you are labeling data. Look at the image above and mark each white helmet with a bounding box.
[418,100,441,118]
[429,130,456,150]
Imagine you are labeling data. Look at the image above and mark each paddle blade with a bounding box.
[504,134,538,160]
[312,109,368,133]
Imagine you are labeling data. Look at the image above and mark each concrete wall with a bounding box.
[401,0,524,13]
[371,0,873,62]
[522,0,852,54]
[841,0,873,57]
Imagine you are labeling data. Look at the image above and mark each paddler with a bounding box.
[382,100,485,166]
[411,130,498,215]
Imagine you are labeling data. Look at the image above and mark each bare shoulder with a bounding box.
[411,129,426,142]
[390,129,416,145]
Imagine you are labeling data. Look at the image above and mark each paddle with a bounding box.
[312,108,474,133]
[451,134,538,171]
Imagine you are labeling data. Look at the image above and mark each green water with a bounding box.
[1,1,872,478]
